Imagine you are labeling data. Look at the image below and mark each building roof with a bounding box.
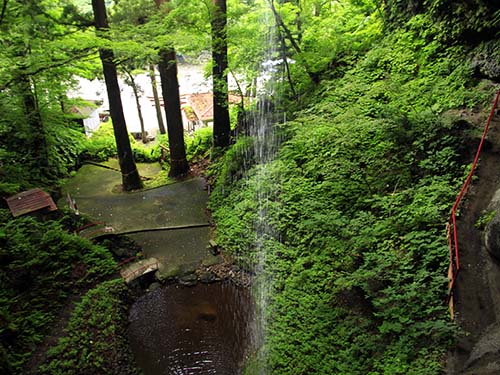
[183,92,242,123]
[68,100,101,118]
[5,188,58,217]
[187,93,214,122]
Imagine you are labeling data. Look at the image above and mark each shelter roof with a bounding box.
[6,188,58,217]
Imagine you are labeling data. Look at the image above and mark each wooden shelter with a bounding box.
[5,188,58,217]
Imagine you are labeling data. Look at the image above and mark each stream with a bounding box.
[128,283,252,375]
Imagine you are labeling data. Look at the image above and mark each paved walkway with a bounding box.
[59,163,219,281]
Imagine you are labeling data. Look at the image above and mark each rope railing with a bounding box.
[448,89,500,305]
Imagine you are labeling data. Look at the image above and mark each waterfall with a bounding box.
[246,7,286,373]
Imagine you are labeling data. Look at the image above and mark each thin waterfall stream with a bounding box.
[127,8,283,375]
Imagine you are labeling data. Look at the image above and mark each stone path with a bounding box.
[59,162,222,282]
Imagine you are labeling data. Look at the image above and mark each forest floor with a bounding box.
[446,110,500,374]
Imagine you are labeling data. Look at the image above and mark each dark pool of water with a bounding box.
[128,283,253,375]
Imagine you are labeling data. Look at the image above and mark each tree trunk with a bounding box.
[270,0,320,84]
[158,48,189,177]
[278,27,297,98]
[125,69,147,143]
[19,73,49,169]
[149,64,166,135]
[92,0,142,191]
[211,0,231,148]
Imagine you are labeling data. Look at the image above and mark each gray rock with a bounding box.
[148,282,161,291]
[179,273,198,286]
[464,323,500,372]
[471,41,500,81]
[201,254,224,267]
[155,265,180,282]
[485,214,500,260]
[199,271,216,284]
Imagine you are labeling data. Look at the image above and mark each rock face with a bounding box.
[462,323,500,375]
[485,188,500,260]
[459,187,500,374]
[485,213,500,260]
[471,41,500,82]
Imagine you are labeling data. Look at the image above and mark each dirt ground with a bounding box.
[446,107,500,374]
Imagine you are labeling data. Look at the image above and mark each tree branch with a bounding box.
[0,49,96,91]
[0,0,8,26]
[278,28,297,98]
[268,0,319,84]
[269,0,302,54]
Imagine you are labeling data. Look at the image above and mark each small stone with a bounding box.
[231,265,240,272]
[199,271,216,284]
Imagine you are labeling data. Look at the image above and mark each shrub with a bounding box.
[0,211,116,372]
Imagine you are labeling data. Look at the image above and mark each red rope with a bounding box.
[448,89,500,296]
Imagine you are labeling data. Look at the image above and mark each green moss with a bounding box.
[0,211,116,372]
[39,279,140,375]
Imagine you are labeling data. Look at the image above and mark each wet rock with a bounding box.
[199,271,216,284]
[179,273,198,287]
[463,323,500,374]
[155,269,176,283]
[179,263,198,275]
[471,41,500,81]
[148,282,161,292]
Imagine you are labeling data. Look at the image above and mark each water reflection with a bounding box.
[128,283,252,375]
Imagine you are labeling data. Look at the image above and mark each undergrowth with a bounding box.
[38,280,140,375]
[209,14,495,375]
[0,210,117,373]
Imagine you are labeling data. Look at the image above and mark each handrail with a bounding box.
[448,89,500,301]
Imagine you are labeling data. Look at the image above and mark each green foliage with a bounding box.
[383,0,500,45]
[208,136,255,201]
[0,211,116,372]
[81,121,163,164]
[0,0,103,193]
[39,279,139,375]
[207,7,496,372]
[186,127,214,161]
[81,122,118,162]
[475,210,497,230]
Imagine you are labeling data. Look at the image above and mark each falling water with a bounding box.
[127,5,286,374]
[246,7,286,373]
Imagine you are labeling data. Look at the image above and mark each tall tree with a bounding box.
[149,64,166,134]
[211,0,231,148]
[158,48,189,176]
[18,66,49,170]
[92,0,142,190]
[155,0,189,177]
[122,65,148,143]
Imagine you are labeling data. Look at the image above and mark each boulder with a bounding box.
[199,271,216,284]
[179,273,198,287]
